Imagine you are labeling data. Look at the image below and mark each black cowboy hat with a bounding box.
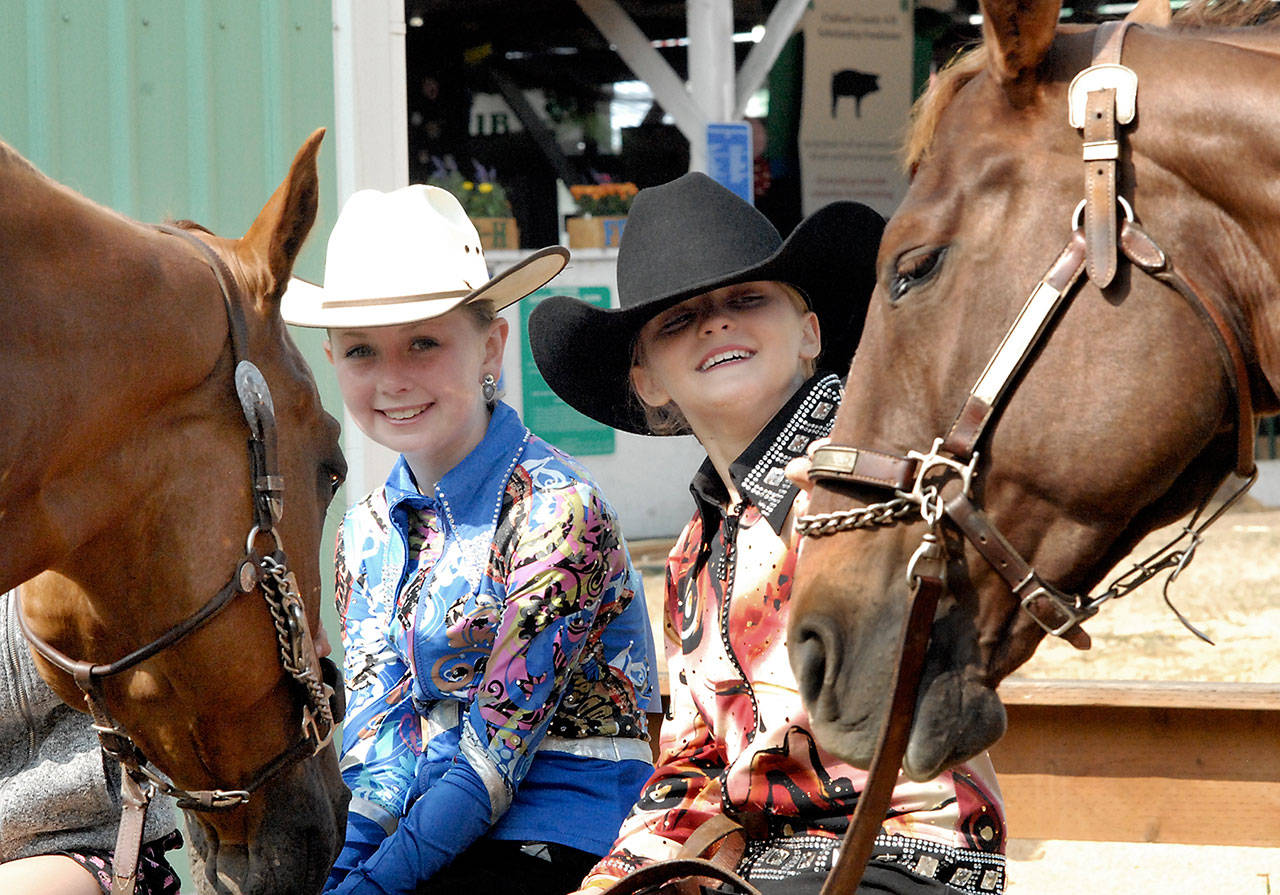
[528,172,885,435]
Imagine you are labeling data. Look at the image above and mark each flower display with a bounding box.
[570,182,637,217]
[427,156,513,218]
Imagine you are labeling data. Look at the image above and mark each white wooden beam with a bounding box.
[574,0,706,148]
[331,0,408,199]
[687,0,735,121]
[686,0,735,172]
[330,0,408,500]
[734,0,808,118]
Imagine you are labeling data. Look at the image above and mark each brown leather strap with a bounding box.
[820,572,944,895]
[942,230,1087,458]
[806,445,917,491]
[1082,85,1119,287]
[1119,220,1257,476]
[603,858,760,895]
[679,814,748,873]
[943,492,1092,647]
[1080,21,1135,288]
[110,770,153,895]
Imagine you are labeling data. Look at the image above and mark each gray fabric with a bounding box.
[0,588,177,862]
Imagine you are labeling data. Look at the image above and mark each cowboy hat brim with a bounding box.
[282,246,569,329]
[528,202,884,435]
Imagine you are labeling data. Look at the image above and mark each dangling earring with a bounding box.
[482,374,497,404]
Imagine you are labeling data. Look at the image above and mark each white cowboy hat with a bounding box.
[282,184,568,328]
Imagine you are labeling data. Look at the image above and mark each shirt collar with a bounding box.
[384,401,530,530]
[690,372,844,536]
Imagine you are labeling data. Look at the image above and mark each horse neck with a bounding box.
[1127,28,1280,407]
[0,144,233,585]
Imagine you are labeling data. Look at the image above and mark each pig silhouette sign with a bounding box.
[831,68,880,117]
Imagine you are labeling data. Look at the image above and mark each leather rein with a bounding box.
[782,21,1260,895]
[15,224,338,894]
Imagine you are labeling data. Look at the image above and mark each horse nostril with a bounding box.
[790,623,840,710]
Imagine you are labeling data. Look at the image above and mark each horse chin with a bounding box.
[902,671,1007,781]
[185,753,348,894]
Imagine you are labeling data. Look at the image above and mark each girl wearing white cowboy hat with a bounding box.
[530,174,1007,895]
[284,185,659,895]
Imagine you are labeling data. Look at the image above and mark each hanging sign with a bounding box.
[798,0,913,217]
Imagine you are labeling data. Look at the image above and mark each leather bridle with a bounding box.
[785,22,1261,895]
[16,224,339,894]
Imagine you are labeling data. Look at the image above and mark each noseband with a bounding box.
[798,21,1258,642]
[16,225,338,892]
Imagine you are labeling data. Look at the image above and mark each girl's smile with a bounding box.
[697,346,756,372]
[379,403,430,422]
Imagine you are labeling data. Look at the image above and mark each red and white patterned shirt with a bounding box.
[579,375,1007,894]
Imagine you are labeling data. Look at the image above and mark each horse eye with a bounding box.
[322,464,346,498]
[889,247,946,303]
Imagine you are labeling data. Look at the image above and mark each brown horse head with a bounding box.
[789,0,1280,781]
[3,130,348,893]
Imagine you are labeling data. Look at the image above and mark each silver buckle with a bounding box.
[1020,584,1098,638]
[899,437,979,526]
[1068,63,1138,129]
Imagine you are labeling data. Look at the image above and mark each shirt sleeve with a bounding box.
[336,481,635,893]
[576,540,728,890]
[328,515,419,885]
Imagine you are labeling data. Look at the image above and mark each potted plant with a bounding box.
[566,181,637,249]
[427,156,519,250]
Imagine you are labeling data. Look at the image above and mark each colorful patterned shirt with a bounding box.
[329,403,659,894]
[579,375,1007,894]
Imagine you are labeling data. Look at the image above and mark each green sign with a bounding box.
[521,286,616,456]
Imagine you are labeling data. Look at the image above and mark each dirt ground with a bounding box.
[632,499,1280,893]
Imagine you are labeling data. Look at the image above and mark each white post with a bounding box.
[686,0,735,172]
[330,0,409,500]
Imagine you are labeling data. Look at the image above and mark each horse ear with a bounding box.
[979,0,1061,104]
[1125,0,1172,26]
[241,127,325,306]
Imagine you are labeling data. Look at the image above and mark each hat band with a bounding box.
[320,288,472,309]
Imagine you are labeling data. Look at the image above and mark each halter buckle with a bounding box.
[1068,62,1137,129]
[1019,581,1099,638]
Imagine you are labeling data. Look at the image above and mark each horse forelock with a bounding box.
[904,0,1280,175]
[1171,0,1280,30]
[903,45,987,176]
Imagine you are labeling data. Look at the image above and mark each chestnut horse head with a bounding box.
[0,130,348,893]
[789,0,1280,782]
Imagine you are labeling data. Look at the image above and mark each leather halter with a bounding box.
[16,225,338,893]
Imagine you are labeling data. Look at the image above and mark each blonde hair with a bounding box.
[627,283,816,436]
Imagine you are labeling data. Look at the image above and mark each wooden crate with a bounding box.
[473,216,519,250]
[566,215,627,249]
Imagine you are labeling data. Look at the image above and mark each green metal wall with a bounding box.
[0,1,338,267]
[1,1,346,885]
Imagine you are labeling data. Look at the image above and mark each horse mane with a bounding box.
[902,0,1280,174]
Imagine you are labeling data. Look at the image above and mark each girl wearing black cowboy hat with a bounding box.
[530,174,1007,895]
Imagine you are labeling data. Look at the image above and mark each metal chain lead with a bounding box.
[795,496,917,537]
[259,554,335,739]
